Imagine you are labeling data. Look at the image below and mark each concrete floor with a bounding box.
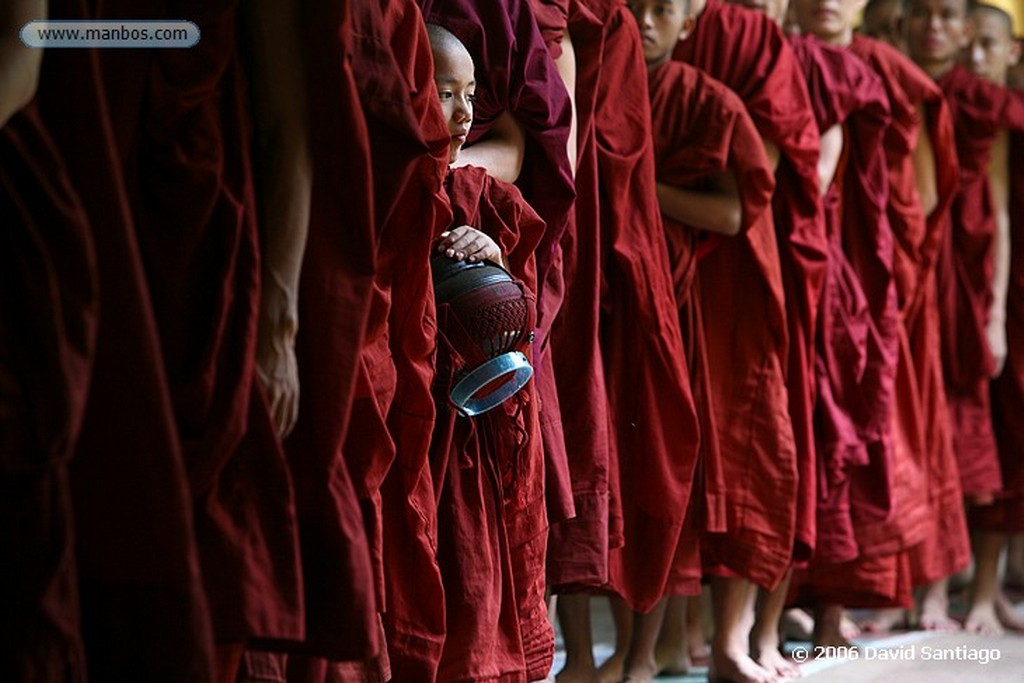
[551,596,1024,682]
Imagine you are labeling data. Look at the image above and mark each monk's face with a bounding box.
[728,0,791,26]
[629,0,694,67]
[861,0,905,49]
[432,43,476,164]
[792,0,867,45]
[904,0,970,70]
[966,9,1020,85]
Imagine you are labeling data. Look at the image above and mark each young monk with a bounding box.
[790,0,966,639]
[961,0,1024,633]
[860,0,906,49]
[905,0,1024,636]
[668,1,826,679]
[618,3,787,681]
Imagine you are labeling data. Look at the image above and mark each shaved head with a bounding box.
[426,23,472,64]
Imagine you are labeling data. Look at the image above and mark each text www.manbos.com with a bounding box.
[20,21,200,48]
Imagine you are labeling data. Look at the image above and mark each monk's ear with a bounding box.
[679,14,695,41]
[959,17,974,48]
[1009,38,1022,66]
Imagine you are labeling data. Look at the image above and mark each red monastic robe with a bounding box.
[802,35,965,600]
[585,1,701,612]
[1,103,97,681]
[988,120,1024,534]
[672,0,826,586]
[790,36,899,569]
[244,0,379,668]
[647,59,780,594]
[936,65,1024,500]
[418,0,577,536]
[9,0,216,676]
[433,165,549,682]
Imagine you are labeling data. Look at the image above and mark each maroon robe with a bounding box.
[417,0,578,531]
[988,122,1024,534]
[647,59,780,594]
[936,65,1024,501]
[529,0,572,57]
[790,36,899,568]
[1,102,97,681]
[433,165,549,682]
[13,0,216,676]
[673,0,826,587]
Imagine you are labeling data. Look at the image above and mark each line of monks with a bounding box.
[3,0,1023,681]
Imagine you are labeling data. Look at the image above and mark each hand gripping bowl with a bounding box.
[430,253,536,417]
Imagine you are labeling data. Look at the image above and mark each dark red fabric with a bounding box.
[647,59,780,593]
[986,125,1024,534]
[529,0,571,57]
[94,0,304,645]
[253,0,380,665]
[590,3,701,612]
[1,101,97,681]
[417,0,577,530]
[545,0,616,592]
[369,2,453,679]
[936,65,1024,500]
[432,165,551,681]
[790,36,900,569]
[673,0,826,589]
[21,1,217,675]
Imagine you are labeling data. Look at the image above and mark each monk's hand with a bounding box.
[986,316,1007,378]
[437,225,502,264]
[256,276,300,438]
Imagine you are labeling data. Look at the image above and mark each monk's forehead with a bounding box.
[971,4,1014,35]
[903,0,968,13]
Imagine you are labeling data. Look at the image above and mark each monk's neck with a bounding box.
[918,58,955,81]
[820,27,854,48]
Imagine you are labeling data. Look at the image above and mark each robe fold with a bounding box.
[647,59,780,594]
[28,0,216,674]
[673,0,825,587]
[546,0,616,592]
[936,65,1024,501]
[433,165,551,682]
[529,0,572,57]
[247,0,380,665]
[987,124,1024,534]
[592,2,701,612]
[790,36,899,568]
[1,101,97,681]
[417,0,577,531]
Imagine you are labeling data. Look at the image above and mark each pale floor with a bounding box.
[551,596,1024,682]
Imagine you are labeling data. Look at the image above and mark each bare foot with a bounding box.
[689,630,710,664]
[595,653,624,683]
[621,656,658,683]
[839,612,861,639]
[964,601,1004,636]
[995,591,1024,631]
[812,605,857,650]
[919,586,961,632]
[753,648,801,680]
[857,608,906,634]
[654,639,690,676]
[709,648,778,683]
[780,609,813,642]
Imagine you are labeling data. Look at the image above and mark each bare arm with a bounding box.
[553,28,577,176]
[656,172,742,236]
[817,124,844,196]
[912,103,938,216]
[242,0,311,438]
[987,130,1011,376]
[452,109,526,182]
[1,0,45,128]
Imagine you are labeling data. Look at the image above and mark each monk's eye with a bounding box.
[439,91,453,101]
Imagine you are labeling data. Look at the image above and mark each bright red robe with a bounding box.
[433,165,549,682]
[672,0,826,586]
[17,0,216,675]
[936,65,1024,501]
[790,35,899,568]
[647,59,781,594]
